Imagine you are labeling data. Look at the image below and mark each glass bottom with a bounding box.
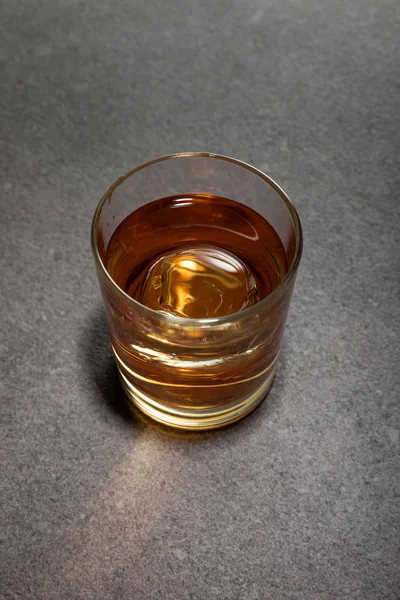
[117,365,276,431]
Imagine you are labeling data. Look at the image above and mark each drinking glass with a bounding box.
[91,153,302,430]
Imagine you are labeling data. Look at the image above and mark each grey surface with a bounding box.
[1,0,400,598]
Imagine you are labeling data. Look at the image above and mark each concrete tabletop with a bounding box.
[1,0,399,598]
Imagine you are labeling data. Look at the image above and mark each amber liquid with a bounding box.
[102,195,290,423]
[105,195,288,318]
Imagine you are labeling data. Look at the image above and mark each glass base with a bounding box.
[118,367,275,431]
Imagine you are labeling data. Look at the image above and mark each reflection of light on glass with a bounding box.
[171,199,193,208]
[179,259,202,272]
[129,342,228,367]
[127,341,265,371]
[208,257,236,273]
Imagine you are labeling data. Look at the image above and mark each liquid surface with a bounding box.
[105,195,288,318]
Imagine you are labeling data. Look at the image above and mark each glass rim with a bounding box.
[91,152,303,326]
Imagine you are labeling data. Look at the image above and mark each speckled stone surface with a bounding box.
[1,1,399,598]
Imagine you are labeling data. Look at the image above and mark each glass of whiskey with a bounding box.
[91,153,302,430]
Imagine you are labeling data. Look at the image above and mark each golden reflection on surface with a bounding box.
[140,245,259,318]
